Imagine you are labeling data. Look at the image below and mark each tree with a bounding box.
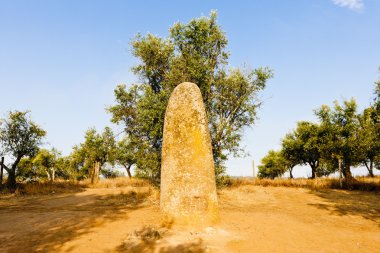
[315,99,360,180]
[285,121,324,179]
[357,107,380,176]
[258,150,287,179]
[374,70,380,111]
[373,77,380,171]
[281,133,303,178]
[108,12,272,182]
[65,147,88,180]
[115,138,137,178]
[75,127,117,183]
[32,148,60,181]
[0,111,46,190]
[16,148,73,181]
[356,78,380,177]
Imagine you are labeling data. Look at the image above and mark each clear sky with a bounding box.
[1,0,379,177]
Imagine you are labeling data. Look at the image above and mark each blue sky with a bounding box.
[0,0,379,177]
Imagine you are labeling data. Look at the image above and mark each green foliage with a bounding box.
[16,148,75,181]
[115,138,137,178]
[278,99,362,179]
[372,76,380,171]
[32,148,60,181]
[374,71,380,109]
[73,127,117,179]
[67,145,87,179]
[0,111,46,160]
[108,12,272,183]
[258,150,287,179]
[0,110,46,189]
[16,157,35,181]
[315,99,360,179]
[55,155,76,180]
[283,121,325,178]
[101,167,120,178]
[355,79,380,177]
[281,132,303,178]
[276,92,380,179]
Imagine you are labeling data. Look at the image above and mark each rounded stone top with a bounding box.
[170,82,202,97]
[175,82,199,89]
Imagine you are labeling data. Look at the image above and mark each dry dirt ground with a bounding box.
[0,185,379,253]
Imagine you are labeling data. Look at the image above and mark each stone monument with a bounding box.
[160,82,219,225]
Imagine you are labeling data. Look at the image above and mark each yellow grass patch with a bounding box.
[226,176,380,191]
[13,180,85,195]
[85,177,151,188]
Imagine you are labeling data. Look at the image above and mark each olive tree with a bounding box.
[74,127,117,183]
[108,12,272,182]
[281,133,303,178]
[32,148,61,181]
[258,150,287,179]
[0,111,46,190]
[315,99,361,180]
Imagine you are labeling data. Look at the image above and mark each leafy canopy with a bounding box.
[0,110,46,189]
[258,150,287,179]
[73,127,117,177]
[315,99,360,179]
[0,111,46,162]
[108,12,272,182]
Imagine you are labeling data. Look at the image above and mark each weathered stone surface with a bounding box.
[160,82,219,225]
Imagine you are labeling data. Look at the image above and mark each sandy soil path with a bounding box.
[0,185,379,252]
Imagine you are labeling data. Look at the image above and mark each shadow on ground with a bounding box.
[115,226,206,253]
[308,189,380,226]
[0,189,152,252]
[117,240,206,253]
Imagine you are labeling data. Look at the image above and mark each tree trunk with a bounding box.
[91,162,100,184]
[288,167,294,179]
[307,161,318,179]
[7,169,16,192]
[342,165,353,180]
[338,159,343,188]
[364,161,374,177]
[310,166,316,179]
[124,164,132,178]
[46,169,51,181]
[90,164,95,184]
[52,168,55,181]
[7,155,22,191]
[88,166,93,180]
[95,162,100,182]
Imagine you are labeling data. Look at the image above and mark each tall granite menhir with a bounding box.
[160,82,219,225]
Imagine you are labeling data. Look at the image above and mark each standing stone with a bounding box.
[160,82,219,225]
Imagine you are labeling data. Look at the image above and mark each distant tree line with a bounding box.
[0,112,110,191]
[258,79,380,180]
[0,112,141,192]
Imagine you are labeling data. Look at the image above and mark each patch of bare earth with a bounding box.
[0,185,379,252]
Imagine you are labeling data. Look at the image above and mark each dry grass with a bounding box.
[10,180,86,195]
[0,177,152,196]
[3,175,379,197]
[86,177,151,188]
[226,176,380,191]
